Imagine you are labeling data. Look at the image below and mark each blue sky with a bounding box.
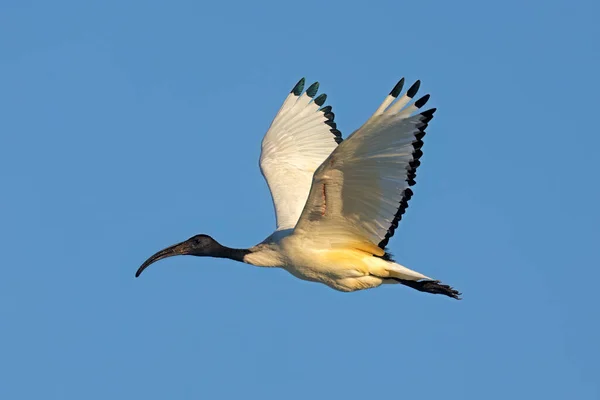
[1,0,599,398]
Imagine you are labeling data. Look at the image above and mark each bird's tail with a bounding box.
[368,258,461,299]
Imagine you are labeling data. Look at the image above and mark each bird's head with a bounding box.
[135,234,223,277]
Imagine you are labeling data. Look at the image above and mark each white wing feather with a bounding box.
[294,79,434,252]
[260,79,342,231]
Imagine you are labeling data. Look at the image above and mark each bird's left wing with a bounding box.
[293,79,434,255]
[260,78,342,231]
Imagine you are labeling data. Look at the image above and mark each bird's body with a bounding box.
[136,77,461,299]
[246,231,429,292]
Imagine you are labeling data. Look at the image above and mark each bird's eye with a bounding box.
[190,234,207,243]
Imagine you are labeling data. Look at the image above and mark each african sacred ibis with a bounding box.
[136,78,461,299]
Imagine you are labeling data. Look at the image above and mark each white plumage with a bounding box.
[260,82,339,232]
[136,77,461,299]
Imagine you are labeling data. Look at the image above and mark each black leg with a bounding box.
[393,278,462,300]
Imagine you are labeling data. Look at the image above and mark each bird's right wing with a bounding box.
[260,79,342,231]
[293,79,434,255]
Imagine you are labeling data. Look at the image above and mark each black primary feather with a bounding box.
[291,78,305,96]
[377,109,436,249]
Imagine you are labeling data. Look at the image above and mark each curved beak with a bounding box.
[135,241,190,278]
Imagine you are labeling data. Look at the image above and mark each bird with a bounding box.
[136,77,461,299]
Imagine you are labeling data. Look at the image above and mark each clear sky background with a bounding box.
[1,0,599,399]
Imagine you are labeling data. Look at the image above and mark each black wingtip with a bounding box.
[320,105,332,114]
[420,108,436,121]
[407,80,421,98]
[389,78,405,98]
[414,94,430,108]
[306,82,319,98]
[291,78,305,96]
[314,93,327,106]
[331,128,343,144]
[409,159,421,169]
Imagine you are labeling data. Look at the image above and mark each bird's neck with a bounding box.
[213,245,252,262]
[241,244,283,267]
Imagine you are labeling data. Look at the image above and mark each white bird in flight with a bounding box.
[136,77,461,299]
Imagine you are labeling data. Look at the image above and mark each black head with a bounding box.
[184,234,223,256]
[135,234,223,277]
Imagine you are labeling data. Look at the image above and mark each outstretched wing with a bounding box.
[260,78,342,231]
[294,78,434,253]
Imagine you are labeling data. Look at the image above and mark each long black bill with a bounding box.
[135,241,188,278]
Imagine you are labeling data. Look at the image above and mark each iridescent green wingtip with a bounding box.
[306,82,319,98]
[314,93,327,106]
[291,78,305,96]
